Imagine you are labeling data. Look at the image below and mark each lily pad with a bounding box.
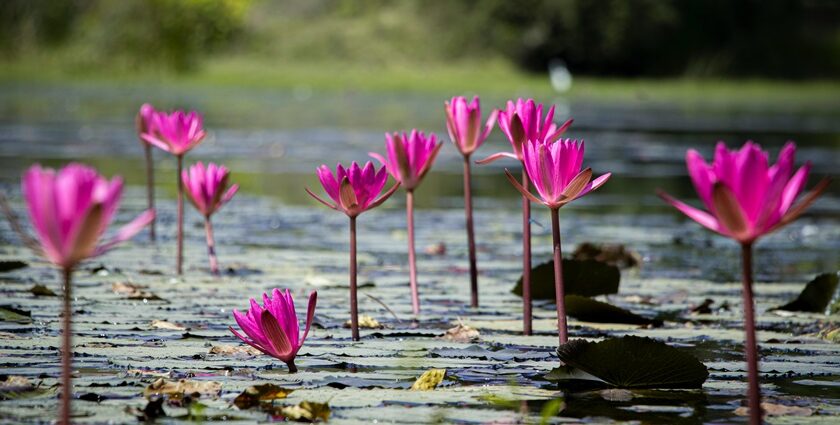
[774,272,839,313]
[566,295,662,327]
[30,284,57,297]
[0,306,31,323]
[234,384,294,409]
[513,259,620,300]
[555,336,709,389]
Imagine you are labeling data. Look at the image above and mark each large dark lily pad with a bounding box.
[566,295,662,326]
[774,272,839,313]
[555,336,709,389]
[512,259,620,300]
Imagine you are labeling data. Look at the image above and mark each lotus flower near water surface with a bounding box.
[230,289,317,373]
[140,107,207,275]
[505,139,611,345]
[370,130,442,315]
[182,162,239,274]
[477,98,573,336]
[7,163,154,425]
[659,141,829,425]
[444,96,497,308]
[306,161,399,340]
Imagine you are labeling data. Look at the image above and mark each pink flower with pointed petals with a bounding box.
[140,109,206,156]
[480,98,574,164]
[369,130,442,191]
[505,139,611,210]
[444,96,497,157]
[21,163,156,270]
[230,289,317,372]
[660,141,830,244]
[306,161,400,217]
[136,103,157,145]
[182,162,239,217]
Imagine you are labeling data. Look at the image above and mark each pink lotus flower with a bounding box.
[658,140,830,425]
[506,139,611,210]
[659,141,829,244]
[230,289,317,373]
[8,163,154,425]
[370,130,442,315]
[136,104,157,143]
[479,98,573,164]
[182,162,239,218]
[306,161,400,218]
[140,109,206,156]
[182,162,239,275]
[444,96,497,157]
[306,161,399,341]
[369,130,442,191]
[22,164,156,270]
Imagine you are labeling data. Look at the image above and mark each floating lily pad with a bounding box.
[0,306,31,323]
[566,295,662,327]
[0,260,27,273]
[513,259,620,300]
[29,284,57,297]
[555,336,709,389]
[234,384,294,409]
[774,272,839,313]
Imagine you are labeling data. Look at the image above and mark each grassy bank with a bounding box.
[2,54,840,108]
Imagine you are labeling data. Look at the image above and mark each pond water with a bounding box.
[0,82,838,424]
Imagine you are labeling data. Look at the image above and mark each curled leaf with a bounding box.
[774,272,839,313]
[234,384,294,409]
[411,369,446,391]
[513,259,620,300]
[280,400,330,422]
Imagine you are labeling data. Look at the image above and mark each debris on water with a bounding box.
[233,383,294,409]
[424,242,446,256]
[734,402,813,417]
[441,322,480,343]
[344,315,382,329]
[144,378,221,404]
[149,320,186,331]
[208,344,261,357]
[279,400,331,422]
[572,242,641,269]
[29,284,56,297]
[411,369,446,390]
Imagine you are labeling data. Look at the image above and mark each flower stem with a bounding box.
[204,217,219,275]
[349,216,359,341]
[407,190,420,315]
[741,242,762,425]
[144,143,156,241]
[176,155,184,275]
[522,167,532,335]
[60,267,73,425]
[463,155,478,308]
[286,359,298,374]
[550,208,568,345]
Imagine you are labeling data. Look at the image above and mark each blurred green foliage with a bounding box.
[1,0,839,78]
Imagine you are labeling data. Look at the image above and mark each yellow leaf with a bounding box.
[411,369,446,391]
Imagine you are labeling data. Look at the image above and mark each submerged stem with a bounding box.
[463,155,478,308]
[522,167,532,335]
[550,208,568,345]
[286,359,298,374]
[60,267,73,425]
[741,242,762,425]
[349,216,359,341]
[176,155,184,275]
[144,143,156,241]
[407,190,420,315]
[204,217,219,275]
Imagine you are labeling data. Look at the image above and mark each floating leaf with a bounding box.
[234,384,294,409]
[513,259,620,300]
[411,369,446,390]
[150,320,186,331]
[0,260,27,273]
[344,314,381,329]
[440,323,480,343]
[144,378,221,402]
[280,400,330,422]
[556,336,708,389]
[208,344,261,357]
[0,376,36,401]
[125,398,166,421]
[112,282,165,301]
[572,242,641,268]
[734,402,813,417]
[774,272,839,313]
[0,306,31,323]
[29,284,57,297]
[817,325,840,343]
[566,295,662,326]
